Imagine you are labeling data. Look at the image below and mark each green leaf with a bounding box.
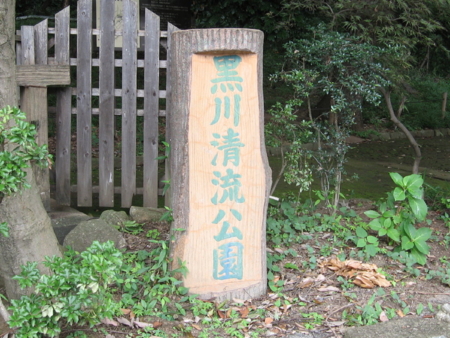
[414,227,433,242]
[365,244,379,257]
[382,209,396,218]
[387,228,400,243]
[408,197,428,221]
[401,236,414,250]
[364,210,381,218]
[414,240,430,255]
[393,187,406,201]
[357,238,367,248]
[389,172,404,187]
[367,236,379,244]
[410,247,427,265]
[407,187,423,199]
[284,262,299,270]
[356,226,367,238]
[403,174,423,191]
[369,219,381,230]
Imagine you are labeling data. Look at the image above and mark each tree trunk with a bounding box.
[0,168,62,299]
[381,88,422,174]
[0,0,62,301]
[0,0,16,107]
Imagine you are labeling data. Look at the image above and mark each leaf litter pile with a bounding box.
[53,203,450,338]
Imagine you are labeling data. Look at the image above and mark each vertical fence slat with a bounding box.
[121,0,138,207]
[143,9,160,207]
[55,6,71,205]
[77,0,93,206]
[34,19,48,64]
[164,22,180,208]
[20,26,34,65]
[99,0,116,207]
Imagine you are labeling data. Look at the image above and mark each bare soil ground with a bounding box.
[71,203,449,338]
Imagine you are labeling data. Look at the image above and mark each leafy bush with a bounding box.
[0,106,51,198]
[365,173,431,265]
[9,241,123,338]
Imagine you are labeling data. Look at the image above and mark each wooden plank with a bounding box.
[76,0,93,206]
[32,19,50,210]
[164,23,180,208]
[168,29,270,301]
[34,19,48,65]
[142,9,160,208]
[98,0,116,207]
[19,24,52,209]
[20,26,34,65]
[121,0,138,207]
[16,65,70,86]
[55,6,72,206]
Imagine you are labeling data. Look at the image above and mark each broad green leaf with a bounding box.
[390,172,404,187]
[357,238,366,248]
[365,244,378,257]
[369,219,382,231]
[401,236,414,250]
[382,209,396,218]
[364,210,381,218]
[387,228,400,243]
[356,226,368,238]
[393,187,406,201]
[414,227,433,242]
[414,240,430,255]
[403,174,423,191]
[408,197,428,221]
[383,217,392,229]
[367,236,379,244]
[407,186,423,199]
[379,228,387,237]
[403,223,416,240]
[410,248,427,265]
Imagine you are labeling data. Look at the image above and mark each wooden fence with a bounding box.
[16,0,178,208]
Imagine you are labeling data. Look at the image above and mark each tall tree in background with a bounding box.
[0,0,61,302]
[279,0,448,173]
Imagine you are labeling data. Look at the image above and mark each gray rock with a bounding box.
[99,210,130,228]
[130,206,165,223]
[378,132,391,141]
[63,218,126,252]
[389,132,405,139]
[343,316,450,338]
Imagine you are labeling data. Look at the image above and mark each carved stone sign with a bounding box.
[167,29,271,301]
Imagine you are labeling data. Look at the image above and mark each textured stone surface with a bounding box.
[343,316,450,338]
[130,206,165,223]
[100,210,130,228]
[63,219,126,252]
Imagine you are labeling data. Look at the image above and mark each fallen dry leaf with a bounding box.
[153,321,163,329]
[397,309,405,318]
[239,306,250,318]
[318,286,340,292]
[101,318,119,326]
[265,317,274,325]
[134,321,152,328]
[120,309,131,315]
[320,258,391,288]
[116,317,132,327]
[192,324,202,330]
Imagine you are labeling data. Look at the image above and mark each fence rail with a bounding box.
[16,0,175,208]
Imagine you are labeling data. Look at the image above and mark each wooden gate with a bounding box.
[16,0,178,208]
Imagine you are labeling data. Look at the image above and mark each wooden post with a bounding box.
[167,29,271,301]
[17,22,70,210]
